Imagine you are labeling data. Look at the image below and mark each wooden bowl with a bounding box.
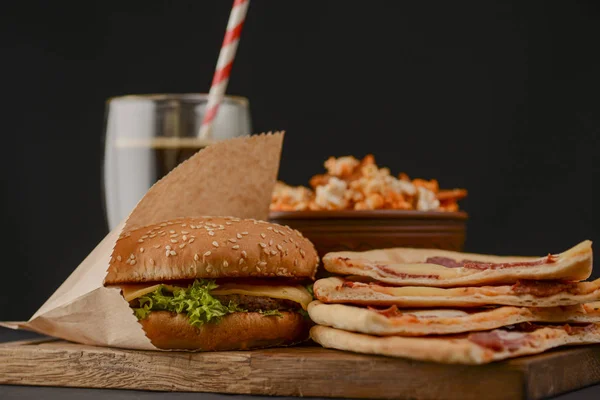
[269,210,467,260]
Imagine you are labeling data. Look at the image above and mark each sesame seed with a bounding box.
[160,223,167,227]
[165,251,171,257]
[131,260,137,265]
[194,254,199,261]
[294,259,298,266]
[239,258,245,265]
[206,265,213,273]
[170,250,177,256]
[269,239,273,246]
[256,266,262,272]
[237,233,243,239]
[117,255,122,261]
[267,227,273,231]
[208,231,215,236]
[285,249,289,255]
[263,248,270,255]
[278,230,286,236]
[130,254,135,259]
[170,234,178,238]
[259,243,267,248]
[270,250,278,256]
[241,232,249,235]
[166,245,171,250]
[226,222,232,225]
[179,244,186,249]
[228,238,237,243]
[232,245,240,250]
[181,224,187,227]
[189,238,195,243]
[170,239,178,243]
[160,232,166,236]
[149,259,155,265]
[289,238,295,243]
[169,230,175,234]
[190,225,196,229]
[259,261,267,267]
[223,261,229,267]
[138,239,144,243]
[296,230,303,237]
[149,234,156,238]
[204,251,212,257]
[276,244,283,251]
[140,247,145,253]
[153,244,160,249]
[260,233,266,239]
[141,235,149,239]
[181,231,189,234]
[241,251,247,258]
[212,241,219,247]
[182,235,188,241]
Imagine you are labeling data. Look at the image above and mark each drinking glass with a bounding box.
[103,94,252,230]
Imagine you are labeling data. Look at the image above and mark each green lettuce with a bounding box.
[133,279,246,328]
[257,309,283,318]
[132,279,289,327]
[305,283,314,296]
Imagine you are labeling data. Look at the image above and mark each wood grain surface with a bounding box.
[0,339,599,400]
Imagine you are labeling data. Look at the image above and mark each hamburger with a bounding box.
[104,216,319,350]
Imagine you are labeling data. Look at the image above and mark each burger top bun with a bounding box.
[105,216,319,284]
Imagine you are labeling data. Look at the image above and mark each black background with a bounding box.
[1,1,598,321]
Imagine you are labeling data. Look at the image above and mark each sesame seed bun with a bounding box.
[104,216,319,284]
[141,311,311,350]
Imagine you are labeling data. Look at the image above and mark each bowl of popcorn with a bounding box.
[269,155,468,259]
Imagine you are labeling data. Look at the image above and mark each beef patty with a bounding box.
[213,294,299,311]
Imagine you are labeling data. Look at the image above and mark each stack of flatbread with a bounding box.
[309,240,600,364]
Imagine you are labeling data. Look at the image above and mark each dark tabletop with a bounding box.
[1,329,598,400]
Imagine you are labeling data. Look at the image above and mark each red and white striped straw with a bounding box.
[198,0,250,139]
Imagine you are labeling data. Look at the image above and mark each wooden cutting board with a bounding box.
[0,338,599,400]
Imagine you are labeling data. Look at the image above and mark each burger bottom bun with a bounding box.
[140,311,311,351]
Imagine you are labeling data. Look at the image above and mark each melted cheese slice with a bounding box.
[403,309,470,318]
[117,282,313,310]
[118,283,179,302]
[372,285,456,296]
[371,263,465,279]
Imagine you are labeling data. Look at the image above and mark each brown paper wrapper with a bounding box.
[0,132,285,350]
